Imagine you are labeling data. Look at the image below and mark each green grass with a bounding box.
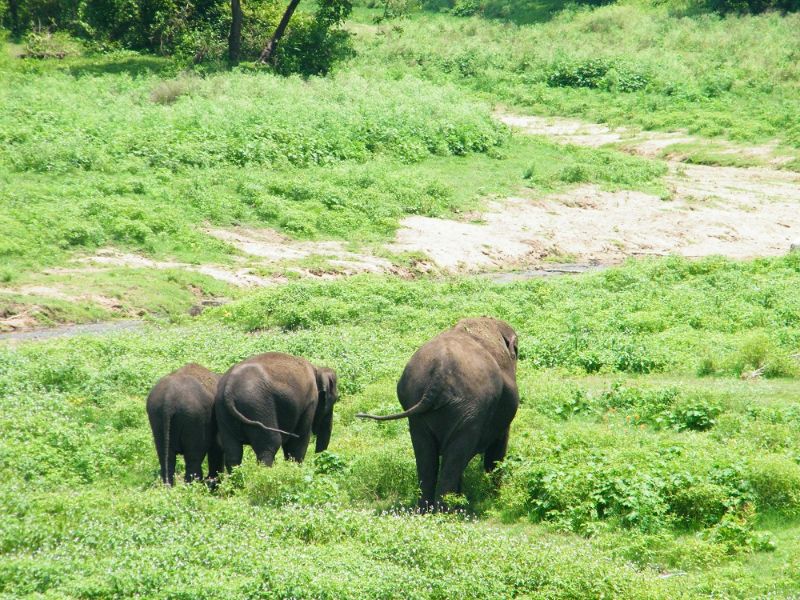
[353,6,800,148]
[2,257,800,597]
[0,44,670,325]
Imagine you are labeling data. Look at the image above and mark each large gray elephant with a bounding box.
[358,317,519,510]
[146,363,224,485]
[215,352,338,470]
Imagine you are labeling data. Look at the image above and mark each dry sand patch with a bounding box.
[389,187,800,269]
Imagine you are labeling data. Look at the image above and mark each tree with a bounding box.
[259,0,351,65]
[8,0,20,36]
[229,0,243,62]
[258,0,300,64]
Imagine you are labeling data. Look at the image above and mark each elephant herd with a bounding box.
[147,316,519,509]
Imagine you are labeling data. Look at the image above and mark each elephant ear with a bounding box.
[312,368,337,445]
[315,368,337,415]
[502,330,518,361]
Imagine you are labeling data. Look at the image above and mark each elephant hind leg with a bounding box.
[483,427,510,473]
[222,439,244,473]
[249,431,281,467]
[207,442,224,481]
[409,421,439,511]
[283,405,313,463]
[435,435,477,510]
[184,455,204,483]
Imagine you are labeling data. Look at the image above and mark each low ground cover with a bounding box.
[2,257,799,597]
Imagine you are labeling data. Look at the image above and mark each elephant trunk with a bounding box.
[314,409,333,453]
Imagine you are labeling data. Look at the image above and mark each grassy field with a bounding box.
[1,37,669,325]
[2,257,800,597]
[2,0,800,597]
[352,5,800,151]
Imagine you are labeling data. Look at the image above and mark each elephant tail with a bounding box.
[356,378,442,421]
[223,390,299,438]
[162,401,173,485]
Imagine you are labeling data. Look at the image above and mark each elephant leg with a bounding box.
[184,454,204,484]
[223,439,244,473]
[249,431,281,467]
[207,442,224,481]
[283,406,313,463]
[483,427,510,473]
[435,435,476,509]
[409,421,439,511]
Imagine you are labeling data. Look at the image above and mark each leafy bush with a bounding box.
[668,394,721,432]
[546,58,650,92]
[451,0,482,16]
[22,29,83,58]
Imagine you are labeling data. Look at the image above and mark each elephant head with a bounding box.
[455,317,519,371]
[312,367,338,453]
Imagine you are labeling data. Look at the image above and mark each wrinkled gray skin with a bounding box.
[146,363,224,485]
[215,352,338,470]
[358,317,519,510]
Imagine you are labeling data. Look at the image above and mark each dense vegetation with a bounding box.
[2,257,800,596]
[3,0,354,72]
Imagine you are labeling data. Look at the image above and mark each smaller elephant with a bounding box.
[146,363,289,485]
[215,352,338,470]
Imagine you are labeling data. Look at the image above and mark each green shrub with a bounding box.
[546,58,650,93]
[707,0,799,14]
[746,455,800,514]
[723,333,799,378]
[451,0,481,16]
[22,29,83,58]
[668,394,720,432]
[667,480,730,528]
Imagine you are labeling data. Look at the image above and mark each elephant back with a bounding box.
[174,363,219,396]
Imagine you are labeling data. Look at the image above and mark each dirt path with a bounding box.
[494,112,795,166]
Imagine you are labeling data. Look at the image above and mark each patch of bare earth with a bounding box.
[2,229,402,316]
[388,113,800,270]
[203,227,395,276]
[390,189,800,268]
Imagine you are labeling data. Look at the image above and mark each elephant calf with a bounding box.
[358,317,519,510]
[215,352,338,470]
[147,363,225,485]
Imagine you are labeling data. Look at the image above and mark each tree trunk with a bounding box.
[8,0,20,36]
[229,0,243,63]
[259,0,301,64]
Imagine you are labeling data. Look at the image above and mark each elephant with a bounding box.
[357,317,519,510]
[146,363,225,486]
[214,352,338,471]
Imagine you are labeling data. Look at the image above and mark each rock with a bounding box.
[791,241,800,253]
